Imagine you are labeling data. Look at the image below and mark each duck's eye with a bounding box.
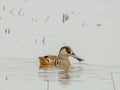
[65,47,71,54]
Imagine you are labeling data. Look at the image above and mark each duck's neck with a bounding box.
[58,54,69,60]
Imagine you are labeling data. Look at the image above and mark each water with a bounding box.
[0,0,120,90]
[0,59,120,90]
[0,0,120,65]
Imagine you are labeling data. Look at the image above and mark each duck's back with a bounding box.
[39,55,70,66]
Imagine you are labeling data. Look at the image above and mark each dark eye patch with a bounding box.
[65,47,71,54]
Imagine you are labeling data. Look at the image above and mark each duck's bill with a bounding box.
[71,53,84,62]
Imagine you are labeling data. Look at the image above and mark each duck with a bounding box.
[38,46,83,66]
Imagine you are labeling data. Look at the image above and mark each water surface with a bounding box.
[0,59,120,90]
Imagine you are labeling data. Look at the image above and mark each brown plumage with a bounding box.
[38,46,83,66]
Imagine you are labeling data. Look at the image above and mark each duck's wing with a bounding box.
[39,55,59,65]
[39,55,65,65]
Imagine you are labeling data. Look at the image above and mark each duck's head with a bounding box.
[58,46,84,62]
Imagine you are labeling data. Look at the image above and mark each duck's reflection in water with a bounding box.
[38,64,83,85]
[58,70,71,85]
[39,64,70,71]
